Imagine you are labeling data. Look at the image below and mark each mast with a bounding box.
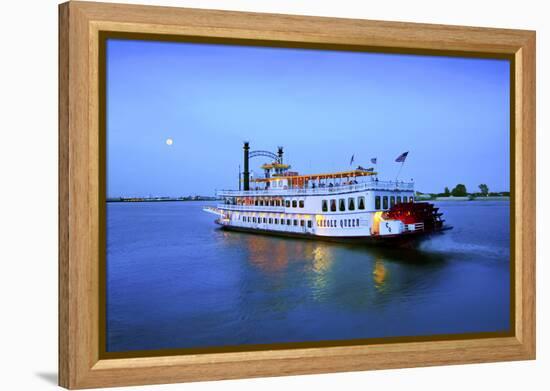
[243,142,250,191]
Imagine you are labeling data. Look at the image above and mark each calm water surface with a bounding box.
[106,201,510,352]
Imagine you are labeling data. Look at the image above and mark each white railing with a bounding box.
[217,180,414,197]
[217,204,285,212]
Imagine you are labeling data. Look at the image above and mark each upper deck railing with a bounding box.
[218,204,285,212]
[217,180,414,197]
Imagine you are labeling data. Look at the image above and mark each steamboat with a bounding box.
[204,143,450,246]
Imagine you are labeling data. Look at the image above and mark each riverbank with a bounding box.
[415,196,510,201]
[107,197,220,203]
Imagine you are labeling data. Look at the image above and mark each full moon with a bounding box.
[165,138,173,146]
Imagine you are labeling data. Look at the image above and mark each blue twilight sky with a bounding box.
[106,39,510,198]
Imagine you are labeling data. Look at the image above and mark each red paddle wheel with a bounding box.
[383,202,444,233]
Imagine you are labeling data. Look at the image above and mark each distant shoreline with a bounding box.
[428,196,510,202]
[107,198,220,203]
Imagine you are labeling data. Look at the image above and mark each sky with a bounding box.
[106,39,510,197]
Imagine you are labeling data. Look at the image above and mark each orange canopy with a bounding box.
[252,169,377,183]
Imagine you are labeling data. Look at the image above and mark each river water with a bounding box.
[106,200,510,352]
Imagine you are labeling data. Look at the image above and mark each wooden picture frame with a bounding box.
[59,1,536,389]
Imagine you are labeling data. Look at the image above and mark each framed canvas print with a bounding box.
[58,1,536,389]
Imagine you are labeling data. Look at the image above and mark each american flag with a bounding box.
[371,157,377,164]
[395,151,409,163]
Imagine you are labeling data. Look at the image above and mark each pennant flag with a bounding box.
[395,151,409,163]
[371,157,377,164]
[349,154,355,166]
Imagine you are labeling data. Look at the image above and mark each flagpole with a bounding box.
[395,161,404,181]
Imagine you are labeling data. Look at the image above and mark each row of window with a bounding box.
[234,194,414,212]
[242,199,306,208]
[241,215,313,228]
[320,195,413,212]
[322,197,366,212]
[237,214,360,229]
[374,195,414,210]
[318,218,360,228]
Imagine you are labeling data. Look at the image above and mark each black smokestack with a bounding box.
[243,142,250,191]
[278,146,283,163]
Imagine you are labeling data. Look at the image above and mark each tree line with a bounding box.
[417,184,510,198]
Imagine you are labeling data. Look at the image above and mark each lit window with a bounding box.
[339,199,346,211]
[330,199,337,212]
[383,196,388,209]
[410,196,414,202]
[348,198,355,211]
[359,196,366,210]
[322,200,328,212]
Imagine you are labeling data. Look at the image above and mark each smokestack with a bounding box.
[277,146,283,163]
[243,142,250,191]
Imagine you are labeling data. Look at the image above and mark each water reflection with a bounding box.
[244,235,289,273]
[312,246,333,274]
[223,231,449,312]
[373,258,388,291]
